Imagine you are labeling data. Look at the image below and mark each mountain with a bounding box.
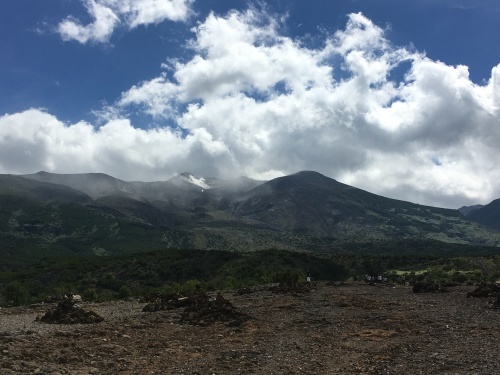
[1,170,499,264]
[22,171,263,209]
[466,199,500,231]
[458,204,484,217]
[0,174,91,203]
[231,171,499,243]
[0,174,180,264]
[22,171,130,199]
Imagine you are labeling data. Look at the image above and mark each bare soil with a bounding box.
[1,282,500,374]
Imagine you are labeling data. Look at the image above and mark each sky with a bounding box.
[0,0,499,209]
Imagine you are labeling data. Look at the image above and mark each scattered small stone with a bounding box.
[269,281,316,294]
[237,287,253,295]
[488,295,500,309]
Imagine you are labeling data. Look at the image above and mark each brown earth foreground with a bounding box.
[1,282,500,374]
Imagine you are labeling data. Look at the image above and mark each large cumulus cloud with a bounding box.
[2,9,500,208]
[0,109,233,181]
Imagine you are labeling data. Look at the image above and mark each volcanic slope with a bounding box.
[2,171,500,260]
[230,171,500,244]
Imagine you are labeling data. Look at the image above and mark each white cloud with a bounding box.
[58,0,119,44]
[57,0,194,44]
[107,10,500,207]
[0,109,233,181]
[5,10,500,208]
[117,74,180,118]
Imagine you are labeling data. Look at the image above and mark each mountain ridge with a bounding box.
[22,171,264,203]
[231,171,488,240]
[1,170,499,263]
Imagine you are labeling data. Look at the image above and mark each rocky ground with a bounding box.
[1,282,500,374]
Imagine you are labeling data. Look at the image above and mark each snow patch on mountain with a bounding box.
[181,173,211,189]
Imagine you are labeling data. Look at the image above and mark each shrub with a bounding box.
[159,282,180,295]
[272,269,302,286]
[82,288,98,301]
[3,281,29,306]
[182,279,203,293]
[96,273,122,291]
[118,285,132,299]
[450,271,467,284]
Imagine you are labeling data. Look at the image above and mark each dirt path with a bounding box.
[1,283,499,374]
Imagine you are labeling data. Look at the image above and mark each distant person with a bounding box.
[306,271,311,283]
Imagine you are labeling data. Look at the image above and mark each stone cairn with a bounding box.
[143,291,250,327]
[37,295,104,324]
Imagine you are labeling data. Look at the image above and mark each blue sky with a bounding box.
[0,0,499,208]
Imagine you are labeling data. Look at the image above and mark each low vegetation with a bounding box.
[0,248,347,306]
[1,241,500,307]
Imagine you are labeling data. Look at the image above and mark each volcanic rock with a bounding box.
[142,292,192,312]
[412,281,445,294]
[38,297,104,324]
[466,281,500,298]
[180,293,249,326]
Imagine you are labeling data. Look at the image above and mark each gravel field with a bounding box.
[0,300,145,336]
[1,283,500,374]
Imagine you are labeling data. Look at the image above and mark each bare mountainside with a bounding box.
[1,282,499,374]
[1,171,499,263]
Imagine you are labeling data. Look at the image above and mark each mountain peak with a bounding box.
[289,170,333,182]
[292,170,325,177]
[261,170,342,193]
